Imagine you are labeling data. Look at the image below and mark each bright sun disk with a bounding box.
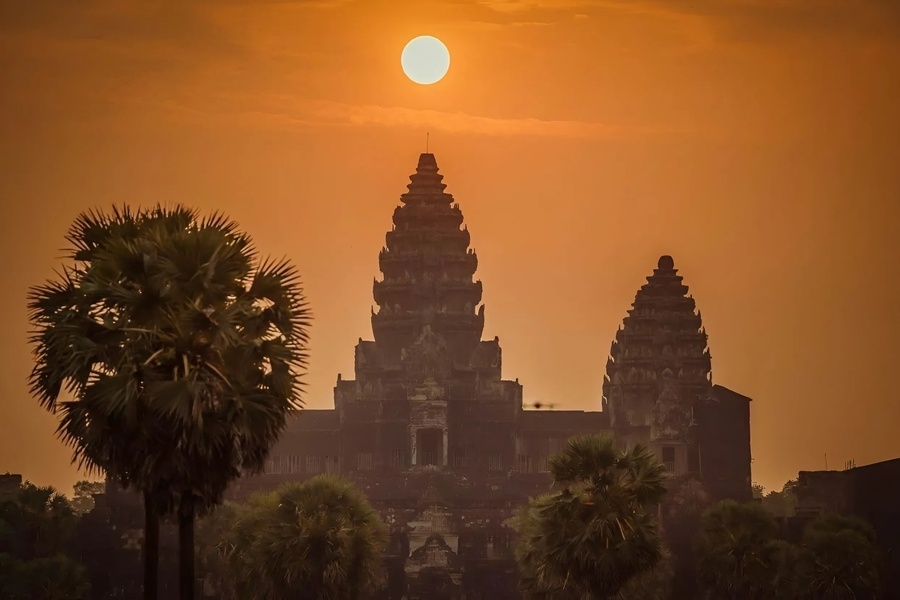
[401,36,450,85]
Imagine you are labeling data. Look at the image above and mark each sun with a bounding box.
[401,36,450,85]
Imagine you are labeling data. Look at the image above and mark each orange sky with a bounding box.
[1,0,898,495]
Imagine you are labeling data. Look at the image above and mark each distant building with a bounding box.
[792,458,900,599]
[0,473,23,501]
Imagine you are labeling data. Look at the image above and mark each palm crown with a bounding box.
[28,205,310,508]
[217,476,388,600]
[513,435,667,600]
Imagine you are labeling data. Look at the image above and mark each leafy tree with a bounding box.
[760,479,798,518]
[70,480,104,515]
[205,476,388,600]
[0,482,79,560]
[0,482,90,599]
[751,482,765,499]
[796,515,881,599]
[28,205,311,600]
[695,500,787,599]
[512,435,667,599]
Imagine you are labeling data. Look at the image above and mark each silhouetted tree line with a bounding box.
[0,481,91,599]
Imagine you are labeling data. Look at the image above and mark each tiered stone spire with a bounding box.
[602,255,712,442]
[371,153,485,363]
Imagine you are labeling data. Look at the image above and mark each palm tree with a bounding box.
[694,500,787,599]
[215,476,388,600]
[796,515,881,599]
[27,205,311,600]
[512,434,667,599]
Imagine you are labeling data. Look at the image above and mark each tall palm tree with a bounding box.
[216,476,388,600]
[27,205,311,600]
[512,434,667,600]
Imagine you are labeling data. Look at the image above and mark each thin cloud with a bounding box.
[471,0,900,42]
[474,0,595,12]
[187,97,694,140]
[458,19,556,32]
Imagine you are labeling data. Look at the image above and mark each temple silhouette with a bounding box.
[78,152,753,599]
[227,152,753,599]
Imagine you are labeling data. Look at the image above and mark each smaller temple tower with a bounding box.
[603,255,712,475]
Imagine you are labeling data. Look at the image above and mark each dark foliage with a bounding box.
[512,435,667,599]
[0,482,90,600]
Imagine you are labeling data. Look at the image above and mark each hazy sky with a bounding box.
[1,0,898,495]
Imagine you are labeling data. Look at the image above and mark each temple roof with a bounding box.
[370,153,485,361]
[630,254,691,304]
[613,254,708,343]
[603,254,712,421]
[518,410,610,432]
[401,152,450,202]
[710,384,752,404]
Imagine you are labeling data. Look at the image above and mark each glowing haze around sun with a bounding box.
[401,36,450,85]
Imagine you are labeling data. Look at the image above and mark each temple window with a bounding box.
[417,428,443,466]
[488,452,503,471]
[516,454,532,473]
[357,452,374,471]
[537,453,550,473]
[662,446,676,472]
[305,456,323,474]
[264,455,303,475]
[325,456,339,473]
[388,448,407,469]
[452,445,474,468]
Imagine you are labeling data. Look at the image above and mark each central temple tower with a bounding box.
[335,153,522,476]
[372,152,485,361]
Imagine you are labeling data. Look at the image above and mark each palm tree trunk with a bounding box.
[143,490,159,600]
[179,495,195,600]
